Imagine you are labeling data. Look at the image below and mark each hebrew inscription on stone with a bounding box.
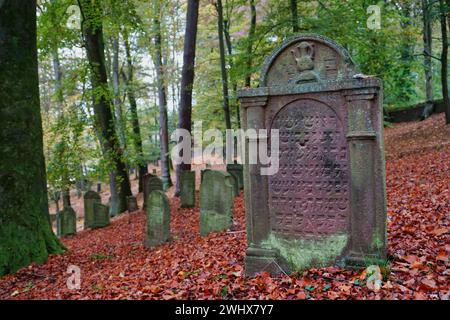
[268,99,350,239]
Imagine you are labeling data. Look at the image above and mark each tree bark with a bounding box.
[0,0,65,276]
[215,0,232,130]
[421,0,434,119]
[78,0,132,213]
[152,0,173,190]
[290,0,300,33]
[112,36,127,150]
[439,0,450,124]
[123,33,149,193]
[223,17,241,128]
[52,50,72,208]
[175,0,200,196]
[245,0,257,88]
[398,2,416,104]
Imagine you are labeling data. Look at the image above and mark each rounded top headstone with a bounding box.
[84,190,100,200]
[260,34,359,87]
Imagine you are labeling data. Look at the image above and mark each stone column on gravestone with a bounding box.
[180,171,196,208]
[145,190,170,248]
[240,94,271,245]
[83,191,101,229]
[344,87,387,265]
[239,91,280,275]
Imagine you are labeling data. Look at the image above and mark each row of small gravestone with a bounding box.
[144,164,244,247]
[56,164,244,246]
[56,190,140,237]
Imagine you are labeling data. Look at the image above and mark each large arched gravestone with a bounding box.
[238,35,387,276]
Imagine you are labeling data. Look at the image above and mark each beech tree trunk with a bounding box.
[223,17,241,128]
[78,0,132,213]
[245,0,256,88]
[216,0,232,130]
[439,0,450,124]
[290,0,300,33]
[152,0,173,190]
[175,0,200,196]
[0,0,65,276]
[112,36,127,150]
[123,33,148,193]
[52,50,72,208]
[421,0,434,119]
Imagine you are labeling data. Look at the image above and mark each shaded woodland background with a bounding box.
[37,0,449,208]
[0,0,448,298]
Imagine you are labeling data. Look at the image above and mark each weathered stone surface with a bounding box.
[127,196,139,212]
[180,171,195,208]
[108,196,120,217]
[200,170,234,236]
[92,203,110,229]
[145,191,170,248]
[229,173,239,197]
[227,163,244,191]
[56,206,77,237]
[238,34,387,276]
[83,191,101,229]
[201,169,211,183]
[143,174,163,209]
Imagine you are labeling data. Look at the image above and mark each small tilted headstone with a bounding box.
[92,203,110,229]
[200,170,234,236]
[180,171,195,208]
[127,196,139,212]
[145,191,170,248]
[143,174,164,209]
[83,190,101,229]
[227,163,244,191]
[56,206,77,237]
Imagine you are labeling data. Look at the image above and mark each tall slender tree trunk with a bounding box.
[175,0,200,196]
[245,0,257,88]
[152,0,173,190]
[439,0,450,124]
[78,0,132,213]
[223,18,240,128]
[290,0,300,33]
[52,50,72,207]
[0,0,65,276]
[123,33,148,193]
[421,0,434,119]
[112,36,127,150]
[216,0,232,130]
[399,3,416,104]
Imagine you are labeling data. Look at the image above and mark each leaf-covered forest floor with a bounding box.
[0,114,448,300]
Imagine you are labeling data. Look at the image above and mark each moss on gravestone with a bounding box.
[145,191,170,248]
